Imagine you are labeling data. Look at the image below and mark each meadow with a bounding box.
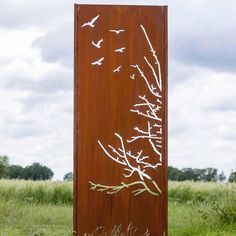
[0,180,235,236]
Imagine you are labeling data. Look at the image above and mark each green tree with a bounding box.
[229,171,236,183]
[8,165,24,179]
[168,166,182,181]
[201,168,218,182]
[0,155,9,179]
[22,163,54,180]
[181,168,198,181]
[218,171,226,182]
[63,172,73,181]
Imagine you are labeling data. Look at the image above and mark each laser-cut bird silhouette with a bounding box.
[113,66,122,73]
[91,57,104,66]
[92,39,104,48]
[109,29,125,34]
[81,15,100,28]
[115,47,126,53]
[130,74,135,80]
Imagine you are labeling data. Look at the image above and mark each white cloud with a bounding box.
[0,59,72,94]
[0,0,74,29]
[0,84,73,179]
[168,0,236,72]
[0,28,43,64]
[32,22,73,67]
[0,9,73,179]
[169,68,236,175]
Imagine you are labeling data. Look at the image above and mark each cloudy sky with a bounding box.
[0,0,235,180]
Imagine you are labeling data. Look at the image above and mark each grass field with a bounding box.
[0,180,235,236]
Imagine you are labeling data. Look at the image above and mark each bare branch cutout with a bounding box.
[89,180,161,196]
[89,25,163,196]
[141,25,162,92]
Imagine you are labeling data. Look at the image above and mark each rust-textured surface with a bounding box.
[74,4,168,236]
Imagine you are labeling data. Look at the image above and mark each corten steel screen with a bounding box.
[74,4,168,236]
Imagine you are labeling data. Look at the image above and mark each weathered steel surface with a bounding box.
[74,4,168,235]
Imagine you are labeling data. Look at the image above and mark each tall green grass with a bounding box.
[0,180,235,235]
[0,200,72,236]
[0,180,73,205]
[169,181,236,225]
[0,180,235,207]
[169,181,236,203]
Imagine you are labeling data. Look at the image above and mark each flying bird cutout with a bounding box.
[109,29,125,34]
[91,57,104,66]
[81,15,100,28]
[115,47,126,53]
[92,39,104,48]
[113,66,122,73]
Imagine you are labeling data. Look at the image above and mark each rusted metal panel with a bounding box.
[74,4,168,235]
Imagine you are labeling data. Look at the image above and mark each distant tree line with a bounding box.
[168,166,233,182]
[0,155,53,180]
[64,168,236,183]
[1,154,236,182]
